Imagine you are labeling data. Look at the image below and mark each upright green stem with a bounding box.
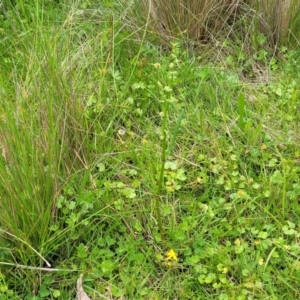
[282,163,287,217]
[156,101,169,242]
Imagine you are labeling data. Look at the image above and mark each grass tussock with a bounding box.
[128,0,242,41]
[0,7,95,257]
[120,0,300,47]
[250,0,300,45]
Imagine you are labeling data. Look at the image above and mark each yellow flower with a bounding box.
[258,258,264,265]
[100,68,107,75]
[261,143,267,150]
[235,238,241,245]
[166,249,178,262]
[237,190,244,197]
[222,267,228,274]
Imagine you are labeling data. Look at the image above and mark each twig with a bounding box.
[0,261,76,272]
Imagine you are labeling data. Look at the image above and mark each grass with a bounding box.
[0,1,300,299]
[118,0,300,48]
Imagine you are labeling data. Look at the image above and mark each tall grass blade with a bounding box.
[237,91,245,130]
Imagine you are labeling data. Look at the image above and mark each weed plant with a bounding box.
[0,1,300,299]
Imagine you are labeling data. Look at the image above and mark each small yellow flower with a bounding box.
[258,258,264,265]
[235,238,241,245]
[237,190,244,197]
[261,144,267,150]
[153,62,161,69]
[100,68,107,75]
[166,249,178,262]
[222,267,228,274]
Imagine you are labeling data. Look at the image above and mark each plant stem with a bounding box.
[156,101,169,242]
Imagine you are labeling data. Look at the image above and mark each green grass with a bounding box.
[0,1,300,299]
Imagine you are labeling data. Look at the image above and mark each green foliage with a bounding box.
[0,1,300,299]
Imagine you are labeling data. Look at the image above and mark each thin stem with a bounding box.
[0,228,51,267]
[0,261,76,272]
[156,101,169,242]
[282,163,287,217]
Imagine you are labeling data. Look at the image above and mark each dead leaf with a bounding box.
[76,274,91,300]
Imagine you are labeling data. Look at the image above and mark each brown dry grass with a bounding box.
[120,0,300,47]
[124,0,243,42]
[249,0,300,45]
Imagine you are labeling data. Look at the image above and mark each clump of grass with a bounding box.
[117,0,300,52]
[248,0,300,46]
[0,1,97,262]
[119,0,244,43]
